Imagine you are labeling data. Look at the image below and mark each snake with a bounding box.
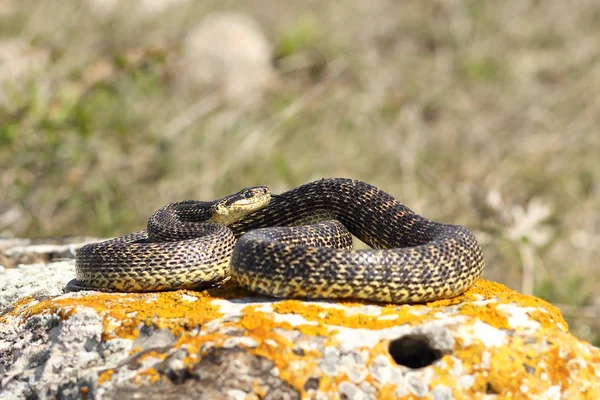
[70,178,484,303]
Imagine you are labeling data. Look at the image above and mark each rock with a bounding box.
[1,245,599,399]
[0,261,75,313]
[177,12,275,105]
[0,237,98,268]
[0,238,98,313]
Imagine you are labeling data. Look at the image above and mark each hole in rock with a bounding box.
[486,382,499,394]
[303,377,320,391]
[388,334,445,369]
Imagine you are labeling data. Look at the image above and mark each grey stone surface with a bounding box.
[0,237,97,268]
[0,305,111,399]
[1,240,598,399]
[0,261,75,313]
[0,238,99,313]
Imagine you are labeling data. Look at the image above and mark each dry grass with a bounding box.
[1,0,599,344]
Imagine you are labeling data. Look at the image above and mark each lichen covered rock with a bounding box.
[1,258,599,399]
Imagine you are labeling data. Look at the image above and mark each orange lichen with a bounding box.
[0,296,36,321]
[457,303,510,330]
[296,323,333,337]
[527,307,567,330]
[236,308,323,392]
[272,300,428,330]
[137,367,162,383]
[544,343,580,386]
[375,385,400,400]
[2,290,222,340]
[427,279,568,332]
[251,380,268,398]
[488,347,532,395]
[265,279,568,343]
[97,370,114,385]
[81,386,89,400]
[450,324,600,399]
[0,295,77,323]
[3,278,598,399]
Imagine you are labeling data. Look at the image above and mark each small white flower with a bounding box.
[506,198,553,247]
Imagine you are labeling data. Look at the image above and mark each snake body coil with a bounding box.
[73,186,272,292]
[73,178,484,303]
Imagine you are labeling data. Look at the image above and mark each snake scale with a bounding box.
[72,178,484,303]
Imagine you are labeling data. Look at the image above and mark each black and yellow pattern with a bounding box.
[230,178,484,303]
[73,178,484,303]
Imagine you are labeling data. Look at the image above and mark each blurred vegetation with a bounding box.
[0,0,599,345]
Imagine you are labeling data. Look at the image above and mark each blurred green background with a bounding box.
[0,1,598,344]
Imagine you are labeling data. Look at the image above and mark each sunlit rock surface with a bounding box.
[1,243,599,399]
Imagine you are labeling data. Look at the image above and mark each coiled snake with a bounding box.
[70,178,484,303]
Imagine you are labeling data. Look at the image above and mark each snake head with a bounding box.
[210,186,272,225]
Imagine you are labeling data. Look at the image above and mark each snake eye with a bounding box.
[243,192,253,199]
